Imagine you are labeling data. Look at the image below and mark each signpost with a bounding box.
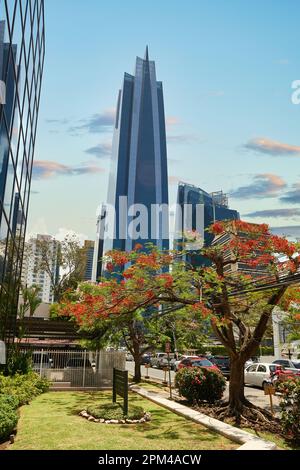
[0,341,6,373]
[0,341,6,365]
[264,383,276,416]
[113,368,128,415]
[165,342,173,400]
[145,363,150,379]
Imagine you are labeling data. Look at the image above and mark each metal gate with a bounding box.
[29,349,126,389]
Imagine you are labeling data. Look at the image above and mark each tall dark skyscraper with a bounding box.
[0,1,45,341]
[174,182,240,267]
[103,48,169,259]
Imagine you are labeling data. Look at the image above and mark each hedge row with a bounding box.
[0,395,19,442]
[0,372,50,442]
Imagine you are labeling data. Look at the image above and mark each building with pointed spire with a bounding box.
[103,48,169,261]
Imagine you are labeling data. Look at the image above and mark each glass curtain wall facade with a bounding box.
[103,48,169,263]
[0,0,45,341]
[174,182,240,267]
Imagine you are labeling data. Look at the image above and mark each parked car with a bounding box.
[64,356,95,386]
[172,355,199,372]
[270,364,300,384]
[141,354,151,365]
[65,357,93,369]
[244,363,278,389]
[160,354,176,369]
[272,359,300,369]
[150,353,168,368]
[31,352,53,370]
[177,357,218,371]
[126,352,134,362]
[208,356,230,378]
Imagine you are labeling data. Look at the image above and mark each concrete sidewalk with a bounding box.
[130,385,277,451]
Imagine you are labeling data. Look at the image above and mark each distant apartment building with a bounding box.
[174,182,239,267]
[212,225,270,278]
[21,235,59,304]
[82,240,94,281]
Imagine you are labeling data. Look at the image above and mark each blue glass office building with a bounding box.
[175,182,240,267]
[104,48,169,259]
[0,1,45,340]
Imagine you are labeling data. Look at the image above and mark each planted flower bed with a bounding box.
[79,402,151,424]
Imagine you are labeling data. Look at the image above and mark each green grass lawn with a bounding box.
[10,392,237,450]
[244,428,300,451]
[136,381,300,450]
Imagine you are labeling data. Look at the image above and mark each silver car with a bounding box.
[244,363,277,389]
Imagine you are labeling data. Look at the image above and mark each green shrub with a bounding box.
[87,402,145,421]
[5,347,33,376]
[0,394,19,409]
[277,377,300,443]
[0,372,49,442]
[175,367,226,404]
[0,404,18,442]
[0,372,50,405]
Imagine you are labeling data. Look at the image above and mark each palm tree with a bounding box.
[22,285,42,318]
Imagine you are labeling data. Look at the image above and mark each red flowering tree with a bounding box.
[58,222,300,424]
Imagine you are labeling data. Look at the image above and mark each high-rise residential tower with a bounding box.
[21,235,59,304]
[0,1,45,341]
[103,48,169,260]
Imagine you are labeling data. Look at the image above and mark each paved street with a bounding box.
[126,362,176,383]
[126,362,280,413]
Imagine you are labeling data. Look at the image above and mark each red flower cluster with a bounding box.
[136,278,145,289]
[106,262,114,272]
[157,274,174,288]
[123,267,135,279]
[136,253,159,269]
[272,236,296,257]
[108,251,130,266]
[235,220,269,235]
[211,222,224,235]
[134,243,143,251]
[192,302,211,318]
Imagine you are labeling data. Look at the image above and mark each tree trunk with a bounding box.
[133,354,141,383]
[129,321,143,383]
[228,357,247,415]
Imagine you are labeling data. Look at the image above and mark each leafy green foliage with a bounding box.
[0,402,18,442]
[0,372,50,406]
[277,378,300,443]
[175,367,226,404]
[0,394,19,409]
[5,346,33,376]
[35,234,86,302]
[0,372,49,442]
[86,402,145,420]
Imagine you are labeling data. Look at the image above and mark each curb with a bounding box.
[131,385,277,451]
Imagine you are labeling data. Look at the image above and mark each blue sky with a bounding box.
[28,0,300,241]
